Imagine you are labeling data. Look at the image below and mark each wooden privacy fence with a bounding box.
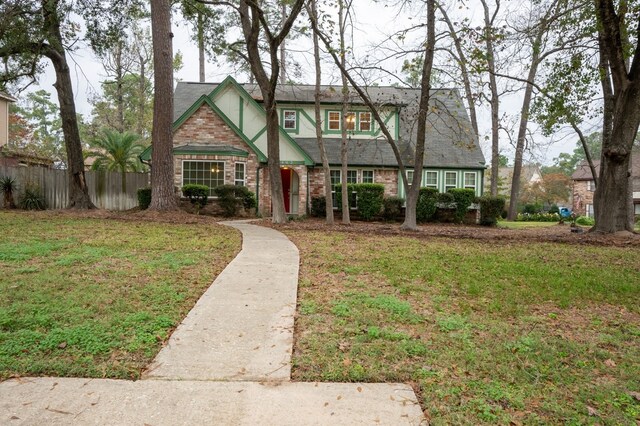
[0,165,149,210]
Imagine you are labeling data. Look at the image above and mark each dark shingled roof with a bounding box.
[174,81,486,169]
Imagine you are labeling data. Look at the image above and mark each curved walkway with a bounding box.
[0,221,425,425]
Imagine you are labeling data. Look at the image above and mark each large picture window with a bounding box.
[183,160,224,196]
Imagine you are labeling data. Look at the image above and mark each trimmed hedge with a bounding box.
[137,187,151,210]
[448,188,476,223]
[353,183,384,220]
[575,215,595,226]
[416,187,438,222]
[310,196,326,217]
[182,184,209,214]
[213,185,256,217]
[383,196,404,220]
[478,196,506,226]
[334,183,384,220]
[516,212,561,222]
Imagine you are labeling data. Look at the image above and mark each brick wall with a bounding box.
[173,104,260,196]
[572,180,594,216]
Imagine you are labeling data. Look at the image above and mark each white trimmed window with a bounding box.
[444,171,457,192]
[425,171,438,189]
[587,180,595,191]
[330,170,341,207]
[464,172,477,191]
[346,170,358,209]
[586,203,594,218]
[328,112,341,130]
[406,170,415,187]
[362,170,374,184]
[183,160,224,196]
[234,162,246,186]
[359,112,372,131]
[635,203,640,215]
[345,112,356,131]
[283,110,297,130]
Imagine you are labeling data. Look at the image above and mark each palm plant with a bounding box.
[87,130,147,193]
[0,176,17,209]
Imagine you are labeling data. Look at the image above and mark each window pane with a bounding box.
[359,112,371,131]
[345,113,355,131]
[329,112,341,130]
[346,170,358,184]
[362,170,374,183]
[406,170,414,186]
[183,161,224,195]
[235,163,245,186]
[445,172,457,190]
[284,110,296,129]
[464,172,476,189]
[426,171,437,187]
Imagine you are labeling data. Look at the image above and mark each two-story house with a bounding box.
[141,76,486,216]
[572,155,640,218]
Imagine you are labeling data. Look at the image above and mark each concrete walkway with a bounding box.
[1,221,426,425]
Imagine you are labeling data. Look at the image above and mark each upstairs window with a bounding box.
[328,112,341,130]
[359,112,372,131]
[345,112,356,131]
[283,110,297,130]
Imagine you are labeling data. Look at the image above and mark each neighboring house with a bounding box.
[0,92,54,169]
[485,164,543,197]
[141,76,486,216]
[0,91,17,148]
[572,155,640,218]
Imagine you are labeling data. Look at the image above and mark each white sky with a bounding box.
[26,1,592,166]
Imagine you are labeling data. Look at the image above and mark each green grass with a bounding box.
[288,230,640,425]
[0,212,240,380]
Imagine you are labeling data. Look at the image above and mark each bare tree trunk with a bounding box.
[198,12,205,83]
[593,0,640,233]
[115,44,125,133]
[149,0,178,211]
[280,3,286,85]
[402,0,435,230]
[308,0,333,223]
[481,0,501,196]
[43,1,94,209]
[339,0,350,224]
[137,58,146,136]
[508,58,539,220]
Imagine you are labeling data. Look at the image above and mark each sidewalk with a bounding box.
[0,222,425,425]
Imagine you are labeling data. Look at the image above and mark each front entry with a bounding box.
[281,168,292,213]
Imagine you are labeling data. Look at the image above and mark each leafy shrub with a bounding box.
[353,183,384,220]
[416,187,439,222]
[137,187,151,210]
[523,203,543,214]
[310,196,326,217]
[448,188,476,223]
[383,196,404,220]
[437,192,455,205]
[478,196,506,226]
[575,215,595,226]
[19,185,46,210]
[516,212,561,222]
[334,183,357,211]
[0,176,17,209]
[182,184,209,214]
[213,185,256,217]
[548,204,559,214]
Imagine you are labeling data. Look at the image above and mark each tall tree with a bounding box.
[149,0,178,211]
[308,0,334,223]
[338,0,351,224]
[593,0,640,233]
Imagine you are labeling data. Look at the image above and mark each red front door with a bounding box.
[281,168,291,213]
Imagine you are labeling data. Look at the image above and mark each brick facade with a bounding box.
[572,180,595,217]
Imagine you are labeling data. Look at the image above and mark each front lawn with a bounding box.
[0,211,240,380]
[287,230,640,425]
[498,220,560,229]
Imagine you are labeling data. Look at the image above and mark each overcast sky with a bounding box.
[27,1,593,166]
